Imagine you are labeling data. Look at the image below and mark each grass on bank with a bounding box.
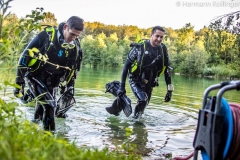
[0,98,141,160]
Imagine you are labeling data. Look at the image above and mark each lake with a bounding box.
[3,67,240,159]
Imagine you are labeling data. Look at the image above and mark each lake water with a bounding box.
[3,67,240,159]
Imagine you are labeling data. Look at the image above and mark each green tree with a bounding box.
[205,11,239,65]
[0,1,45,66]
[81,35,96,67]
[41,12,58,27]
[175,23,195,54]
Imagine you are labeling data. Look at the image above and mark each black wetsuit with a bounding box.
[120,40,172,117]
[16,23,82,130]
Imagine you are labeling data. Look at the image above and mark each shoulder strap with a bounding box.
[38,26,56,53]
[45,26,56,43]
[157,43,169,77]
[45,26,56,51]
[74,38,82,71]
[161,43,169,66]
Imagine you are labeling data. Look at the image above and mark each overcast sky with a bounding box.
[9,0,240,30]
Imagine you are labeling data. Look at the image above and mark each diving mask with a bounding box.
[61,42,75,49]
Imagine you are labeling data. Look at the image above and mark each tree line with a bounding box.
[0,0,239,79]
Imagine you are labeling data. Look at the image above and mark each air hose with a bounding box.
[226,103,240,160]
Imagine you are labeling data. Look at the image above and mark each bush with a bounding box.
[0,98,140,160]
[202,66,214,76]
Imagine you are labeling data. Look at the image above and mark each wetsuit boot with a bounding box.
[42,105,55,131]
[133,102,146,119]
[32,104,43,123]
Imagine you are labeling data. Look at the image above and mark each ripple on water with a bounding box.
[10,89,200,159]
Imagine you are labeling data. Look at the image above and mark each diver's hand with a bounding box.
[14,88,21,98]
[117,83,126,97]
[164,91,172,102]
[20,89,33,104]
[16,76,25,85]
[14,77,25,98]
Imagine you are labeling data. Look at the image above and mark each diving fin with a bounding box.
[119,94,132,117]
[105,80,132,117]
[56,87,76,117]
[105,98,122,116]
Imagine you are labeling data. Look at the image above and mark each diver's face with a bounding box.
[150,29,165,47]
[63,24,81,43]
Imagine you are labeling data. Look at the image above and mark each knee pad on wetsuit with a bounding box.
[130,81,148,102]
[135,91,148,102]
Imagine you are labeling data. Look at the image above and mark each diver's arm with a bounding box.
[120,59,132,84]
[117,47,137,96]
[120,47,138,84]
[162,44,173,102]
[161,43,172,86]
[164,67,172,86]
[16,32,46,78]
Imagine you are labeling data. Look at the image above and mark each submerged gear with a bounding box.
[105,81,132,117]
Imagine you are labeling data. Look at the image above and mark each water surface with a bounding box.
[3,67,240,159]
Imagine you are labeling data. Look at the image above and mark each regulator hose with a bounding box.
[174,101,240,160]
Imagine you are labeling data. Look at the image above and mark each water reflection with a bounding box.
[2,68,240,159]
[105,117,152,156]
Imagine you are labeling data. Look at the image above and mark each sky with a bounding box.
[9,0,240,31]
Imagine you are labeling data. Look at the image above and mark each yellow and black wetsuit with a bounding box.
[16,23,82,130]
[120,40,172,118]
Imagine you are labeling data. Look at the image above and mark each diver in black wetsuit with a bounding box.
[14,16,84,130]
[117,26,174,119]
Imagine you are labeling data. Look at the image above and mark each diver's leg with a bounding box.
[42,104,56,131]
[25,78,43,122]
[133,99,147,119]
[33,102,43,121]
[36,84,57,131]
[130,80,148,119]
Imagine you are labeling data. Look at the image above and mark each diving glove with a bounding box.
[14,88,21,98]
[164,91,172,102]
[20,89,34,104]
[164,84,174,102]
